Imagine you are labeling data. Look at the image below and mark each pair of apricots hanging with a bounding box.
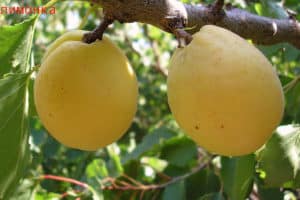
[34,25,284,156]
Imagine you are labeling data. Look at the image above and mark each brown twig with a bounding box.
[38,158,210,199]
[122,174,144,186]
[156,172,172,182]
[165,12,193,47]
[173,29,193,47]
[82,17,114,43]
[40,174,89,189]
[101,160,209,192]
[139,190,145,200]
[38,174,92,199]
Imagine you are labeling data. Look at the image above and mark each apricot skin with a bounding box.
[167,25,284,156]
[34,30,138,151]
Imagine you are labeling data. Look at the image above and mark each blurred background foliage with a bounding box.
[0,0,300,199]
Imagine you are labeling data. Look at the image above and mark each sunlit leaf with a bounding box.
[220,154,255,200]
[0,73,31,199]
[258,125,300,187]
[0,16,37,76]
[86,159,109,179]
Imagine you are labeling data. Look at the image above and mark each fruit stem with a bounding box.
[82,17,114,44]
[173,29,193,47]
[166,13,193,47]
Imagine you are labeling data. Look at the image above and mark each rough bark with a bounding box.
[87,0,300,49]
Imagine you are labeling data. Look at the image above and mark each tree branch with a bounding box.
[86,0,300,49]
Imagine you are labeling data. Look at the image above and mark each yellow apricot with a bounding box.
[34,30,138,151]
[167,25,284,156]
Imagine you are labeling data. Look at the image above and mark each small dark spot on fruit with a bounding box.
[195,125,199,130]
[220,124,224,128]
[48,113,53,117]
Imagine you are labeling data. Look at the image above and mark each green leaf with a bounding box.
[185,169,221,199]
[28,78,37,116]
[160,136,197,167]
[162,180,186,200]
[141,157,168,172]
[107,144,124,177]
[34,192,61,200]
[285,82,300,122]
[0,16,37,76]
[283,45,300,61]
[86,159,109,179]
[257,186,283,200]
[122,127,175,164]
[257,125,300,187]
[257,44,284,58]
[220,154,255,200]
[41,136,60,159]
[255,1,288,19]
[199,192,225,200]
[0,73,31,200]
